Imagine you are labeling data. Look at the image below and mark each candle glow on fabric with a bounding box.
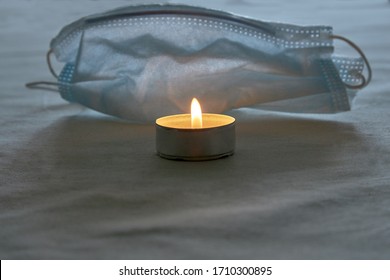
[191,98,203,128]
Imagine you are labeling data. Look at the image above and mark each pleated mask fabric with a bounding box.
[47,4,370,122]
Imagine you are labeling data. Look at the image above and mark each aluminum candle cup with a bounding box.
[155,113,235,161]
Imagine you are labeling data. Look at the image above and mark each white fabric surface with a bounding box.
[0,0,389,259]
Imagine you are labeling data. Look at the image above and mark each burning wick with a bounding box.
[191,98,203,128]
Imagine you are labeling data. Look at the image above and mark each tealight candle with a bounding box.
[156,98,235,161]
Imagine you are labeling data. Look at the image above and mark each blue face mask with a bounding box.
[27,4,371,122]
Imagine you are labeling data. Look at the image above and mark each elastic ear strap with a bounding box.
[25,49,60,92]
[47,49,59,79]
[331,34,372,90]
[25,81,59,92]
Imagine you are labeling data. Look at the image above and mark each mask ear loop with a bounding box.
[25,49,60,92]
[330,35,372,90]
[46,49,59,79]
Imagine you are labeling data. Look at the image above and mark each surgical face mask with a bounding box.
[27,4,371,122]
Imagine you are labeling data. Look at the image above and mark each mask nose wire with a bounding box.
[330,34,372,90]
[25,49,60,92]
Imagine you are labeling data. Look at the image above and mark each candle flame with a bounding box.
[191,98,203,128]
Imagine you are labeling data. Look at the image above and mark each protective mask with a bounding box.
[27,4,371,122]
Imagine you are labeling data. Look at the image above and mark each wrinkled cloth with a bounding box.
[0,0,389,259]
